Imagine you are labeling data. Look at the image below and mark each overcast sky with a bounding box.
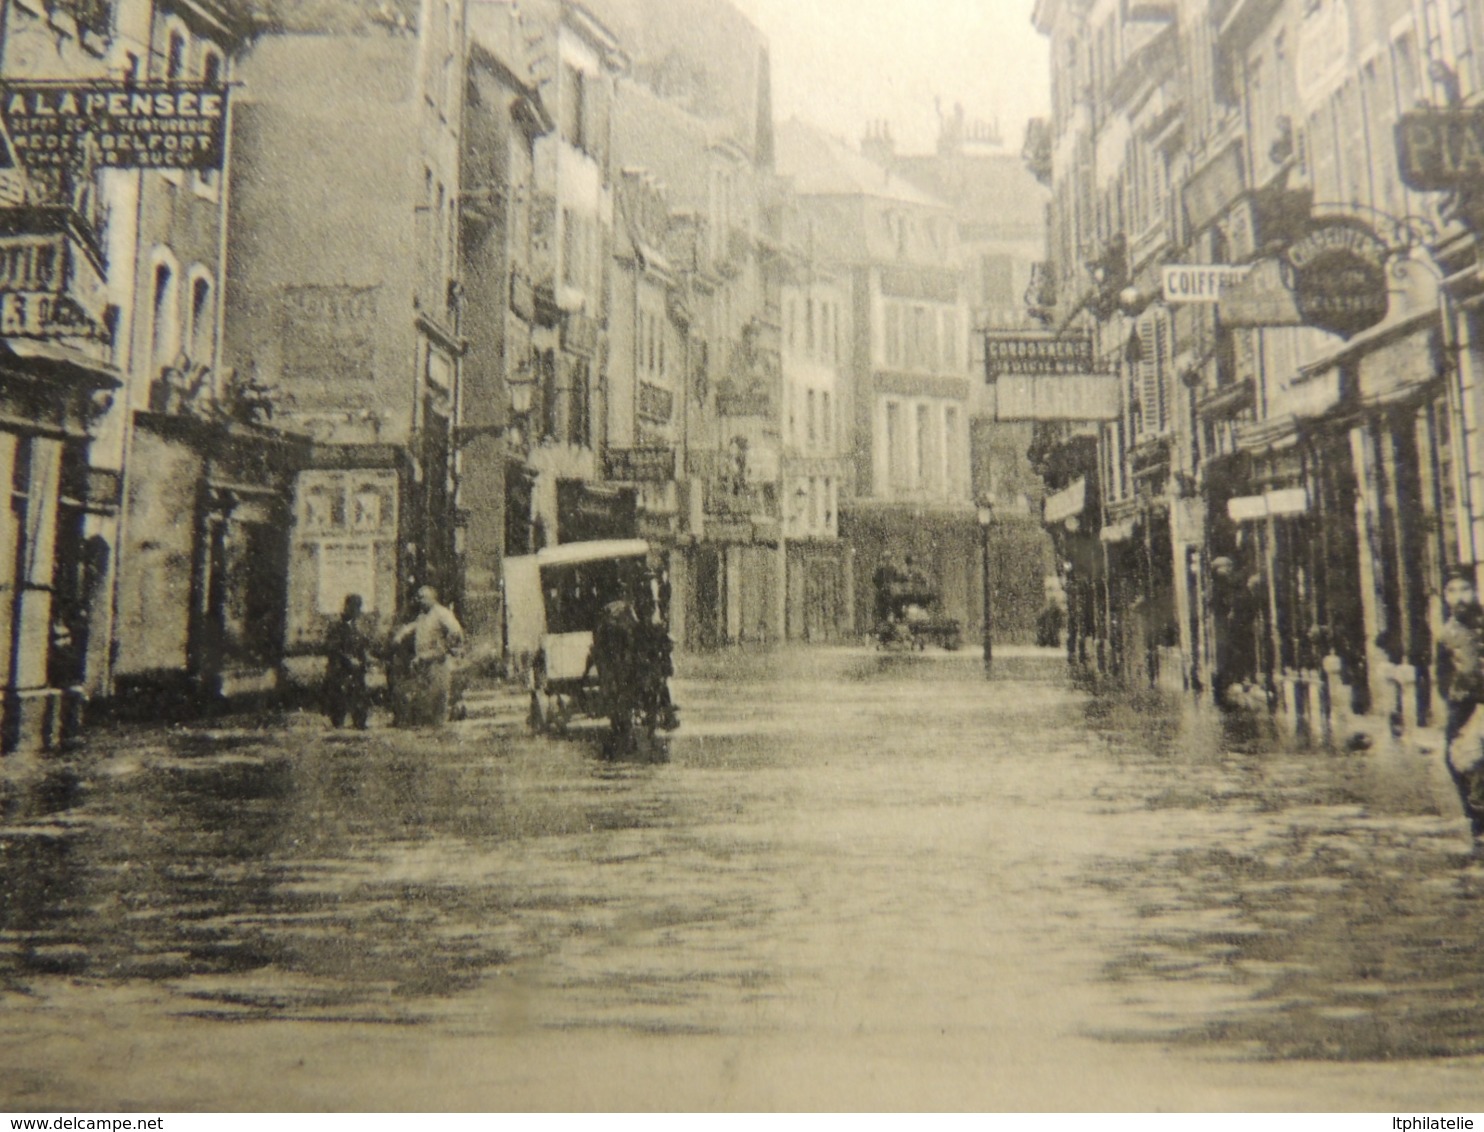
[728,0,1050,156]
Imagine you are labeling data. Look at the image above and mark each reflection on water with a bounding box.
[0,652,1481,1060]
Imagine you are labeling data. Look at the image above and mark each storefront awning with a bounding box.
[1044,477,1086,524]
[1100,517,1136,544]
[1235,413,1301,454]
[992,373,1120,421]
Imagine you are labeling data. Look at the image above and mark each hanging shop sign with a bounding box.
[1161,264,1251,303]
[1395,109,1484,192]
[983,331,1093,379]
[1217,257,1305,327]
[1227,487,1309,524]
[1282,219,1389,339]
[0,82,228,171]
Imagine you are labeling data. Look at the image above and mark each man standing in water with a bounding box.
[391,584,465,726]
[1436,564,1484,841]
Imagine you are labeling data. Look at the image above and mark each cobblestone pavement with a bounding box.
[4,646,1484,1110]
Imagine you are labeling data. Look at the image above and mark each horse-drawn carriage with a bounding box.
[874,567,963,651]
[503,539,678,739]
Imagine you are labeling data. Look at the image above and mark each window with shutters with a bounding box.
[885,302,902,367]
[1137,308,1171,437]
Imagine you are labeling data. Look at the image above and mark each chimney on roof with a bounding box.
[861,119,895,166]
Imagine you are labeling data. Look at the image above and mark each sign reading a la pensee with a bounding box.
[1,82,228,171]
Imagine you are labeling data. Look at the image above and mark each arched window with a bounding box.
[187,271,214,363]
[150,259,178,370]
[166,30,186,79]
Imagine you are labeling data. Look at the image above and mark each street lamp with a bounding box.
[449,361,537,448]
[977,497,995,675]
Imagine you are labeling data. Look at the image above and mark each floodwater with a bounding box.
[4,646,1484,1110]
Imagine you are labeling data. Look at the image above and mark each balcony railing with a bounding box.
[0,219,112,345]
[3,159,108,271]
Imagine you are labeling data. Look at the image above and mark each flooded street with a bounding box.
[6,647,1484,1110]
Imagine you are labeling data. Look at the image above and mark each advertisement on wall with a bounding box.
[1,81,229,170]
[291,469,399,642]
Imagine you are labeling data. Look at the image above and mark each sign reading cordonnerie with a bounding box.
[1282,219,1389,339]
[983,332,1094,380]
[1,82,228,170]
[1395,109,1484,191]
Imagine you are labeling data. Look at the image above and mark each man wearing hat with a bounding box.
[1436,563,1484,840]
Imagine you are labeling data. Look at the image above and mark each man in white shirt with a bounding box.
[392,585,465,726]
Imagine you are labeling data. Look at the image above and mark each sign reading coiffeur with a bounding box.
[1,82,228,170]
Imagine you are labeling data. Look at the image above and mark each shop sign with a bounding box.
[1217,258,1304,328]
[1283,220,1389,338]
[984,331,1093,378]
[1227,494,1268,523]
[1266,487,1309,517]
[1227,488,1309,523]
[1161,264,1251,303]
[604,445,676,483]
[282,285,379,392]
[0,291,108,341]
[556,480,638,543]
[1,81,228,171]
[0,234,64,292]
[1395,109,1484,191]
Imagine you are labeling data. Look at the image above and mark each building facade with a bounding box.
[777,119,980,637]
[1031,0,1484,734]
[221,0,466,676]
[0,0,265,747]
[458,2,552,659]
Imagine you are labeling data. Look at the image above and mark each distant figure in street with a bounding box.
[872,552,900,630]
[590,595,641,736]
[635,571,680,732]
[1436,565,1484,841]
[391,585,465,727]
[324,593,373,729]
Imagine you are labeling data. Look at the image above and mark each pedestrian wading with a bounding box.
[1437,565,1484,841]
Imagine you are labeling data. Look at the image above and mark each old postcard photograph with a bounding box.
[3,0,1484,1113]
